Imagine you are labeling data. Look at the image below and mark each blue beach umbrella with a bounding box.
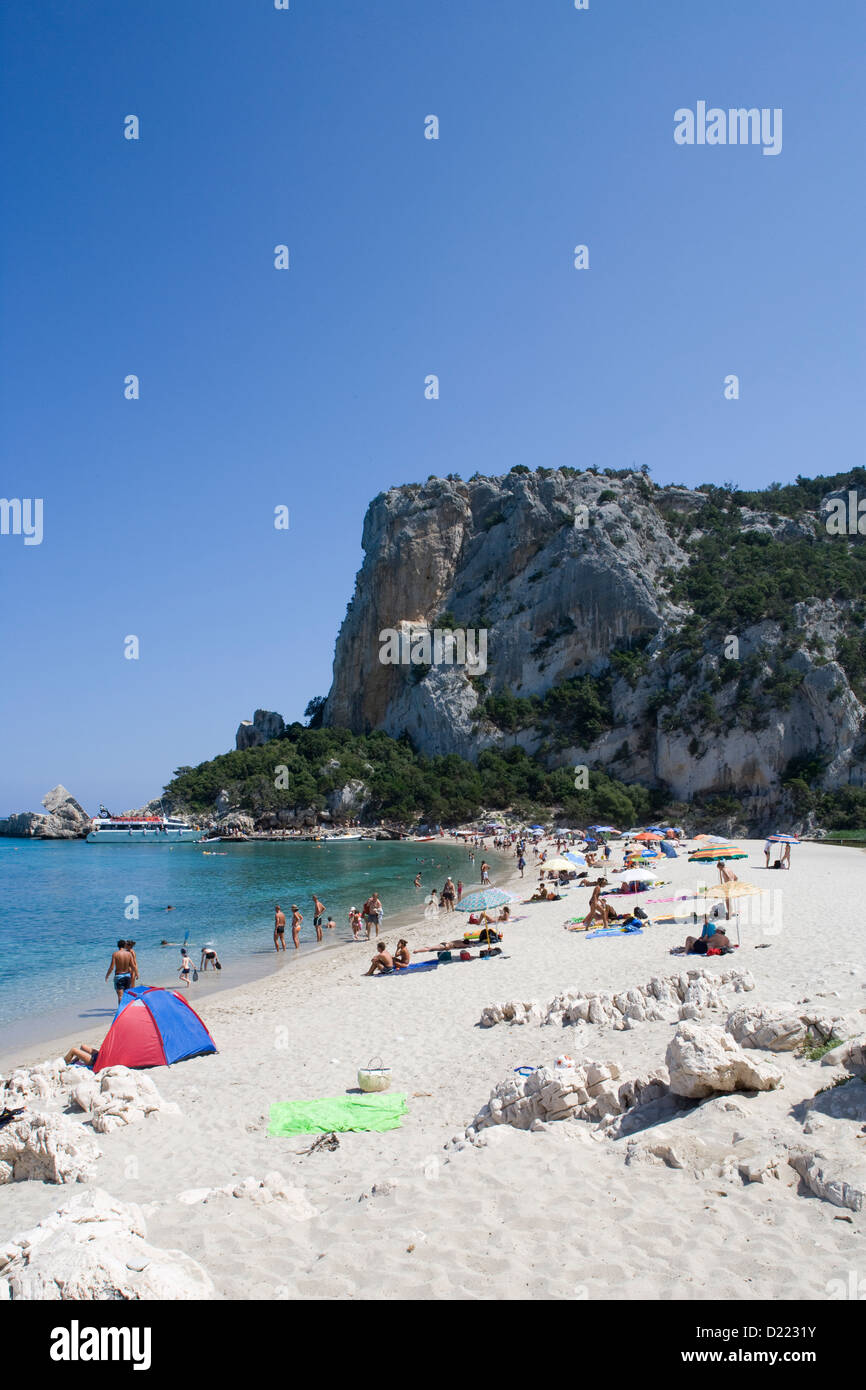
[456,888,515,913]
[564,851,587,866]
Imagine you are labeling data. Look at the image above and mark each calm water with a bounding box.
[0,837,490,1036]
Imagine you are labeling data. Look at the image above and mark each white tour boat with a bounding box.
[86,809,201,844]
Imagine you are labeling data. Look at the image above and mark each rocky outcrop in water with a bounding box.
[0,785,90,839]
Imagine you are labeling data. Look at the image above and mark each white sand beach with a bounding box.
[1,837,864,1301]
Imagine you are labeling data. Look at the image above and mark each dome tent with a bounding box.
[93,985,217,1074]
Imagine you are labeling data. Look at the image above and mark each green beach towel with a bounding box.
[268,1092,408,1136]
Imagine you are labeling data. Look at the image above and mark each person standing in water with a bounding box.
[177,948,193,989]
[274,905,287,952]
[312,894,326,939]
[291,905,303,950]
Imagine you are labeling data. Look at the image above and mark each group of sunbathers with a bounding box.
[364,939,411,975]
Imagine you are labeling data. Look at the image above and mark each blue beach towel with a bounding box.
[375,960,439,976]
[585,926,645,939]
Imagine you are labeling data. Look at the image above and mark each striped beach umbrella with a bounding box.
[767,834,800,843]
[455,888,515,913]
[688,846,748,861]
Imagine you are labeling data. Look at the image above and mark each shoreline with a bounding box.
[2,837,864,1302]
[0,839,514,1069]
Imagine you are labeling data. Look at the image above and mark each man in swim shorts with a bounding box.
[312,894,325,941]
[274,904,286,952]
[105,939,137,1004]
[364,941,394,975]
[363,893,382,939]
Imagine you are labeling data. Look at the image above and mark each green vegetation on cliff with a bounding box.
[164,724,657,827]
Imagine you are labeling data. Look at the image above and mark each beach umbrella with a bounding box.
[564,851,587,866]
[696,881,767,944]
[616,870,658,883]
[688,846,748,861]
[587,825,620,833]
[633,831,662,842]
[767,834,799,844]
[455,888,515,913]
[540,856,578,872]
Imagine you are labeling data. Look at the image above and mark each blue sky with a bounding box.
[1,0,863,813]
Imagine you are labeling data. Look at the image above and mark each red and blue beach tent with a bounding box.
[93,985,217,1074]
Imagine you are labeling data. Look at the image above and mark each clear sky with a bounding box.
[1,0,863,813]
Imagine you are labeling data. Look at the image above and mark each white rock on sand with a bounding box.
[725,1001,807,1051]
[0,1111,101,1185]
[0,1188,215,1300]
[665,1022,784,1099]
[177,1171,318,1219]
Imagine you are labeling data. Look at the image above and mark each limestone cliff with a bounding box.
[321,470,866,819]
[236,710,286,750]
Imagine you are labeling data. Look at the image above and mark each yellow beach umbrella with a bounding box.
[696,881,766,943]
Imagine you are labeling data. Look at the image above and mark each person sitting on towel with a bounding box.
[64,1042,100,1068]
[685,929,732,955]
[393,939,411,970]
[364,942,394,975]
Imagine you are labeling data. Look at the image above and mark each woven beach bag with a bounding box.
[357,1056,392,1092]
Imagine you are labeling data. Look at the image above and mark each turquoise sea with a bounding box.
[0,837,492,1046]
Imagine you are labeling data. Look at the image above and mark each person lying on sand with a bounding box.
[64,1043,100,1068]
[364,942,394,975]
[393,939,411,970]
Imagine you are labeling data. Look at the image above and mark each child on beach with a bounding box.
[178,949,193,988]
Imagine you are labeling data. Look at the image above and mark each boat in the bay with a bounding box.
[86,811,202,844]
